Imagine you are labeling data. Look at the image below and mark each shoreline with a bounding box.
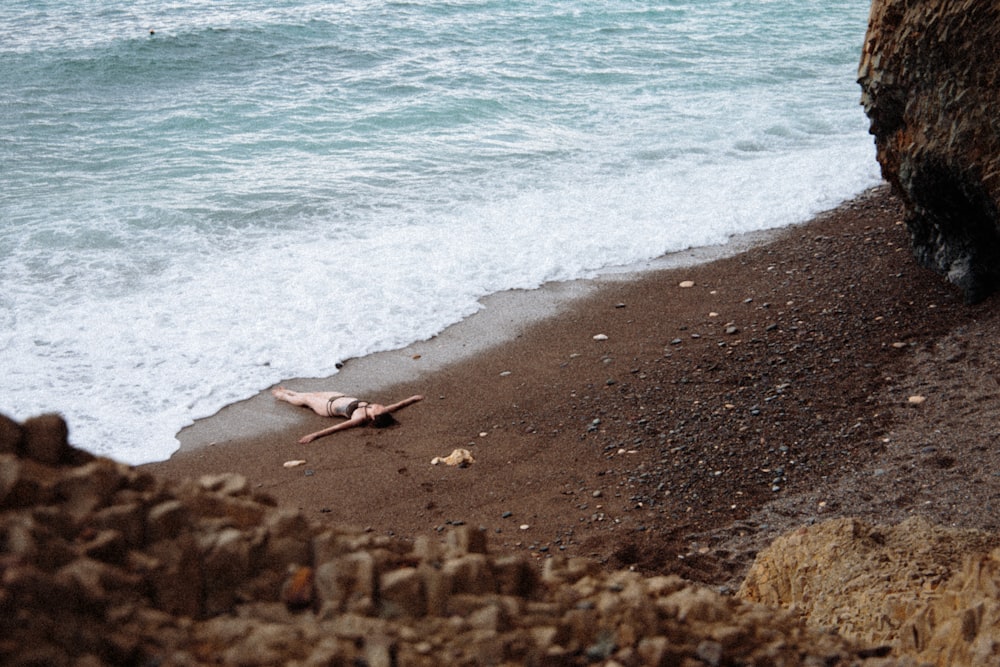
[175,223,788,456]
[147,183,1000,588]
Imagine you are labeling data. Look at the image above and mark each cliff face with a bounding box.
[858,0,1000,303]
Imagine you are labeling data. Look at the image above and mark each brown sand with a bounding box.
[145,185,1000,590]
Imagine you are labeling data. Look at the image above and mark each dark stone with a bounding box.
[859,0,1000,303]
[22,413,70,465]
[0,413,24,455]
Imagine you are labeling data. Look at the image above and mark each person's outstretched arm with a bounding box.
[298,415,365,444]
[385,395,424,413]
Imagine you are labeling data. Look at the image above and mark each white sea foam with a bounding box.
[0,0,881,464]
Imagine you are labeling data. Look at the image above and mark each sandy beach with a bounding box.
[145,184,1000,589]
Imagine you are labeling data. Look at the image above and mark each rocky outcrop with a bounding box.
[0,413,909,666]
[739,516,1000,667]
[858,0,1000,303]
[17,410,1000,666]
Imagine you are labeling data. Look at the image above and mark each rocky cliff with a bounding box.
[858,0,1000,303]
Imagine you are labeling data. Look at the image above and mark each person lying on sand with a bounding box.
[271,387,424,444]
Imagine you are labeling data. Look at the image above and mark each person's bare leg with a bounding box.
[272,386,309,405]
[272,387,345,415]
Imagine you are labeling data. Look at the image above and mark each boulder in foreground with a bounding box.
[0,412,909,665]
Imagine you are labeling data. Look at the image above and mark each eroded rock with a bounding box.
[0,411,915,666]
[739,516,1000,666]
[859,0,1000,302]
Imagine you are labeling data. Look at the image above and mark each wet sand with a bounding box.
[146,185,1000,588]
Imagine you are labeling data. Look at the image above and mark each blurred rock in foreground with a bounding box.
[0,412,983,665]
[858,0,1000,303]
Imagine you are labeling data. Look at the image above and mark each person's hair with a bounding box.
[372,412,398,428]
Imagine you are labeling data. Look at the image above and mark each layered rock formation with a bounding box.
[0,412,908,666]
[858,0,1000,303]
[740,517,1000,667]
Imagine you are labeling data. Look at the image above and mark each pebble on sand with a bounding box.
[908,395,927,405]
[431,448,475,467]
[283,460,306,468]
[679,280,695,288]
[593,334,609,341]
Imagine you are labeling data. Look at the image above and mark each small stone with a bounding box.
[380,567,425,617]
[283,460,306,468]
[519,524,530,530]
[146,500,190,542]
[430,448,475,467]
[281,566,314,610]
[908,395,927,405]
[696,640,723,667]
[22,413,70,465]
[593,334,609,341]
[679,280,695,288]
[199,472,250,496]
[725,325,739,335]
[0,414,23,455]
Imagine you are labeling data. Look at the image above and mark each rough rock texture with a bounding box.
[739,516,1000,667]
[858,0,1000,303]
[0,413,912,666]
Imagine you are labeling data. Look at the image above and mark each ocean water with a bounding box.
[1,0,880,465]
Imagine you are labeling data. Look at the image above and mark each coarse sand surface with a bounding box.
[146,185,1000,590]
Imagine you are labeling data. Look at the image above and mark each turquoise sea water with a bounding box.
[0,1,880,464]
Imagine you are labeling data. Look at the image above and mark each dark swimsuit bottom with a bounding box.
[327,397,368,419]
